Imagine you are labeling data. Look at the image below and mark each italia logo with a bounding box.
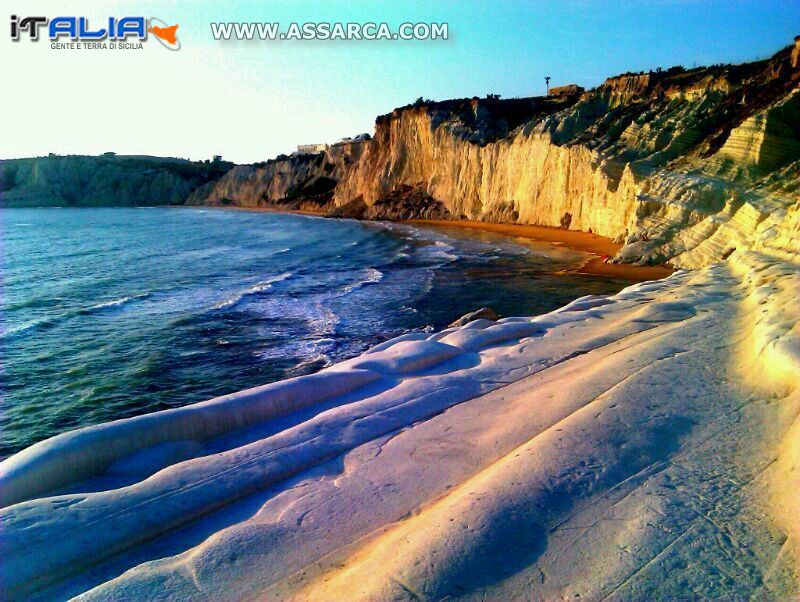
[10,15,180,50]
[148,18,180,50]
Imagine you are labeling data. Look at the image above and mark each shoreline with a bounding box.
[196,205,327,217]
[408,219,674,282]
[202,206,673,282]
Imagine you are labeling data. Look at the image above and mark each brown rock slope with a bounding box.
[186,140,367,212]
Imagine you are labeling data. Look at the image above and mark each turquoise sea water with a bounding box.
[0,208,627,459]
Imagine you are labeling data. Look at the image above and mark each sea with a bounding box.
[0,207,629,459]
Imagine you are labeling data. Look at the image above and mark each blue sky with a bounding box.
[3,0,798,163]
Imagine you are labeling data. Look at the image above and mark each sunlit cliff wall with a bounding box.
[192,39,800,268]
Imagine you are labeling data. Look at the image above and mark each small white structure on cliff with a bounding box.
[296,143,329,154]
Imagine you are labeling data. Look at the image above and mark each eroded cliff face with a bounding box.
[332,41,799,267]
[187,141,367,212]
[192,39,799,268]
[332,103,642,239]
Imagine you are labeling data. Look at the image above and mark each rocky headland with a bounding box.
[0,154,233,207]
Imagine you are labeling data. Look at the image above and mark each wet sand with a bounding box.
[408,219,673,282]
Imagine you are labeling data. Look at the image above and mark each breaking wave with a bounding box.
[212,272,294,310]
[340,267,384,295]
[87,293,151,311]
[2,293,151,340]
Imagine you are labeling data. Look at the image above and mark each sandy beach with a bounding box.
[409,219,674,281]
[205,207,673,282]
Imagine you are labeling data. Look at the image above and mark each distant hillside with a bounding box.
[0,155,234,207]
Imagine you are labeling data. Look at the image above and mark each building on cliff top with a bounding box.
[296,143,329,154]
[548,83,585,97]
